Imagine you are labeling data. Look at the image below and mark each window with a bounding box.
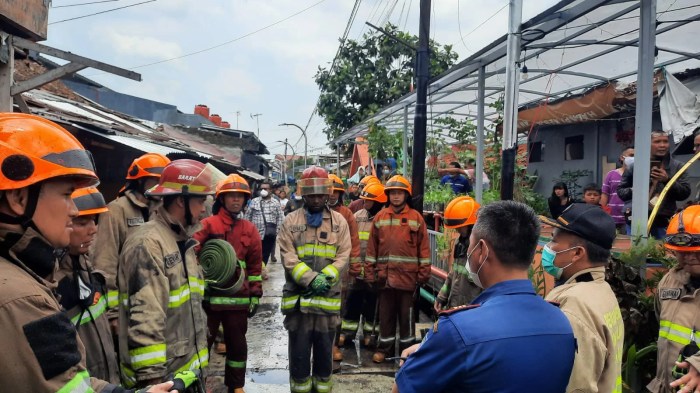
[529,141,543,163]
[565,135,584,160]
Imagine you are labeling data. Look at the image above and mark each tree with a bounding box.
[315,23,459,142]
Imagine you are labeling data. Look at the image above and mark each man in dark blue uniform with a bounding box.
[440,161,472,195]
[393,201,576,393]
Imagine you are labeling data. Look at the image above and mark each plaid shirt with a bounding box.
[244,196,284,238]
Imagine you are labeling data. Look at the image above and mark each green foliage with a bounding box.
[315,23,459,141]
[435,227,453,255]
[528,250,548,297]
[553,169,592,201]
[424,180,455,212]
[433,117,476,145]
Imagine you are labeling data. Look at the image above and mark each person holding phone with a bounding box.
[617,131,691,239]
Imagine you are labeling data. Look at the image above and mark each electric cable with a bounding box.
[52,0,120,8]
[49,0,155,24]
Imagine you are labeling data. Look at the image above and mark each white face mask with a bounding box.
[465,241,488,289]
[260,190,269,198]
[623,156,634,169]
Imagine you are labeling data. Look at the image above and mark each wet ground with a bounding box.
[206,250,432,393]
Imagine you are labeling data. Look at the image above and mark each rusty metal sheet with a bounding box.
[0,0,48,41]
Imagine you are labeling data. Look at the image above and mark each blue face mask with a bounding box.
[541,244,577,280]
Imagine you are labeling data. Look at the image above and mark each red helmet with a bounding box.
[216,174,251,198]
[146,159,221,197]
[298,166,332,196]
[72,187,108,216]
[126,153,170,180]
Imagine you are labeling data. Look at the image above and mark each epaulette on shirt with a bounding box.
[434,304,481,332]
[546,300,562,308]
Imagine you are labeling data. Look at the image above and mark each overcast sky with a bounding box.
[45,0,559,157]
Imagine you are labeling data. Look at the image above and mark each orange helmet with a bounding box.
[146,159,222,197]
[665,206,700,251]
[384,175,412,196]
[0,113,98,190]
[359,175,380,187]
[360,182,387,203]
[126,153,170,180]
[216,174,251,198]
[443,196,480,228]
[329,174,345,193]
[298,166,332,196]
[72,187,108,216]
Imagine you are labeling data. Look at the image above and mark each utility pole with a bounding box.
[235,111,241,129]
[411,0,431,213]
[250,113,262,137]
[499,0,523,200]
[283,138,288,186]
[280,123,308,167]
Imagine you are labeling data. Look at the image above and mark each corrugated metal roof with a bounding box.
[238,168,265,181]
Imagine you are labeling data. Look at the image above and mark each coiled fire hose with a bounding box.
[199,239,244,295]
[647,149,700,234]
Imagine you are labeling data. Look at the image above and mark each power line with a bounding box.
[49,0,155,24]
[457,2,508,46]
[52,0,120,8]
[456,0,472,52]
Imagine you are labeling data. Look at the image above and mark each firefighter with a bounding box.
[277,166,351,393]
[348,175,380,213]
[344,182,387,347]
[55,187,119,384]
[540,203,623,392]
[649,205,700,393]
[92,152,170,326]
[367,175,430,363]
[118,159,220,388]
[327,174,361,361]
[434,196,481,312]
[0,113,174,392]
[193,174,263,393]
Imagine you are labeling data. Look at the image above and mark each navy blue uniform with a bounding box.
[440,174,472,195]
[395,280,575,393]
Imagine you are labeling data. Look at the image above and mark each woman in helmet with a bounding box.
[344,182,388,347]
[0,113,174,392]
[194,174,263,393]
[649,206,700,393]
[434,196,482,312]
[55,187,119,384]
[366,175,430,363]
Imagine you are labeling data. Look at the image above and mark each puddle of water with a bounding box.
[248,368,289,384]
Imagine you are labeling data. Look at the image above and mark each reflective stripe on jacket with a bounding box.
[118,207,209,386]
[546,267,624,393]
[648,267,700,393]
[278,208,351,315]
[366,205,430,291]
[194,208,263,311]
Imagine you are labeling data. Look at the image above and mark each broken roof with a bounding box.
[331,0,700,144]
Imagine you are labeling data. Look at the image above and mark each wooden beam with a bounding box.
[12,36,141,81]
[13,94,30,113]
[11,62,86,95]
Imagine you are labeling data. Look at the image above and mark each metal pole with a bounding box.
[476,66,486,204]
[411,0,431,214]
[336,142,341,176]
[403,105,409,176]
[284,138,288,186]
[631,0,657,243]
[499,0,522,201]
[280,123,308,168]
[0,32,14,112]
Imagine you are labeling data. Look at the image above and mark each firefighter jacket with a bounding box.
[193,208,263,311]
[55,252,120,384]
[117,207,209,387]
[436,235,481,309]
[92,190,156,314]
[648,267,700,393]
[366,205,431,291]
[545,266,624,393]
[0,228,115,392]
[329,203,361,285]
[278,208,351,316]
[349,208,375,281]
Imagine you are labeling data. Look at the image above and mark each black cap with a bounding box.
[540,203,616,250]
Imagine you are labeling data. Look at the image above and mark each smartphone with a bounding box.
[650,160,662,170]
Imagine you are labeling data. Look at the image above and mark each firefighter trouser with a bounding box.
[284,313,337,393]
[377,288,415,356]
[341,283,377,340]
[206,309,248,390]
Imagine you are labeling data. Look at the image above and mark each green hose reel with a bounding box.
[199,239,244,295]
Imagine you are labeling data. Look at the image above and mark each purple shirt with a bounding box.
[602,169,625,225]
